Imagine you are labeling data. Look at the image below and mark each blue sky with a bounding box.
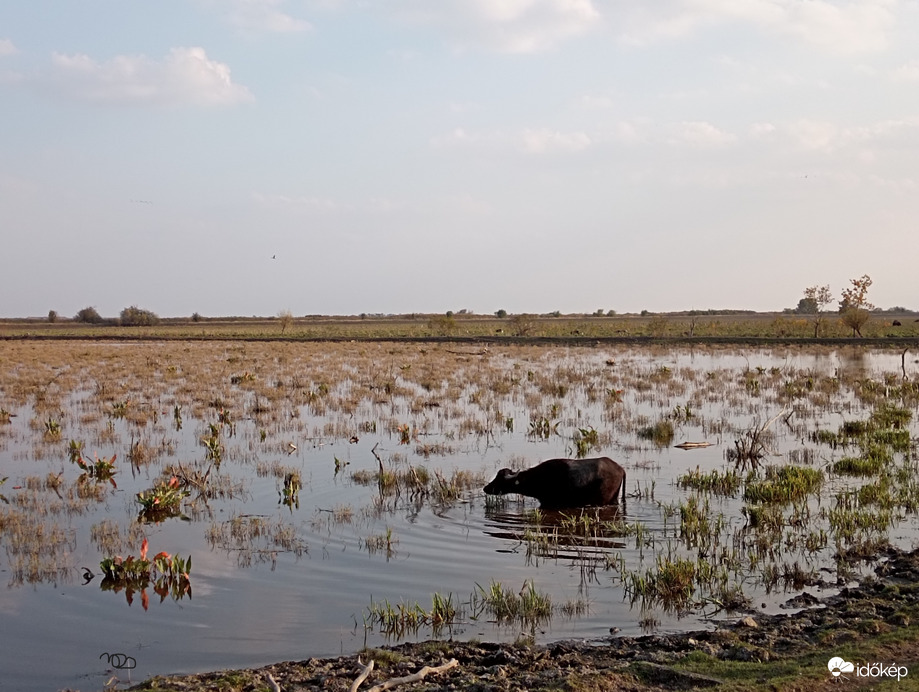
[1,0,917,318]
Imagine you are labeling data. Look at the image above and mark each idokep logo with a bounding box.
[828,656,908,682]
[828,657,854,678]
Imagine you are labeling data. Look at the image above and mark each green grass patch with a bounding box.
[743,465,823,504]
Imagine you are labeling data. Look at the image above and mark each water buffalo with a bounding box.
[483,457,626,509]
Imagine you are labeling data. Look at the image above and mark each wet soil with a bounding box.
[124,546,919,691]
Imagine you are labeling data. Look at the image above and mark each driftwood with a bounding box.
[674,441,713,450]
[362,659,459,692]
[349,658,375,692]
[266,672,281,692]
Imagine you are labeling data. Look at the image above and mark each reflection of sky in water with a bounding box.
[0,345,917,691]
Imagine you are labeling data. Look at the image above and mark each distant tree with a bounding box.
[511,314,534,336]
[839,275,874,337]
[799,285,834,337]
[47,310,58,323]
[606,310,616,316]
[594,309,605,316]
[495,309,507,319]
[75,306,104,324]
[795,297,817,314]
[120,305,160,326]
[278,310,293,333]
[428,314,457,335]
[191,312,203,323]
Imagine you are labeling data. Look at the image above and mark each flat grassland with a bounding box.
[2,311,917,342]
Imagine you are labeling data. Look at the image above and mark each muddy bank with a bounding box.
[126,547,919,691]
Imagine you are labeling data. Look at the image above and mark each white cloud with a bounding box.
[430,127,481,149]
[224,0,312,34]
[49,47,253,106]
[891,59,919,81]
[253,192,337,211]
[780,116,919,154]
[520,127,591,153]
[393,0,601,53]
[666,120,736,147]
[431,125,591,153]
[0,38,17,56]
[786,119,842,151]
[750,122,777,138]
[616,0,896,54]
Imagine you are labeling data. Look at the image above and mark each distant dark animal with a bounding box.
[484,457,626,509]
[892,320,902,326]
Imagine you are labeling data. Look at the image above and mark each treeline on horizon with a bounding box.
[3,305,917,325]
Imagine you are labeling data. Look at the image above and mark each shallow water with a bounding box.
[0,342,916,690]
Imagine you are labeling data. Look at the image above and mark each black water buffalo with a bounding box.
[483,457,626,509]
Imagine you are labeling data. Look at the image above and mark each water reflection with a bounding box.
[484,504,629,559]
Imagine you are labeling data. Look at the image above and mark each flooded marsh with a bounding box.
[0,340,917,690]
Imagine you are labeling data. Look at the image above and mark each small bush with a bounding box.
[75,306,105,324]
[428,314,457,335]
[120,305,160,326]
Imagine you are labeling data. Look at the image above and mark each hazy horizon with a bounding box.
[2,2,916,318]
[9,304,918,322]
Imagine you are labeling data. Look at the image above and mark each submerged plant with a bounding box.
[677,467,741,495]
[743,465,823,504]
[73,452,117,486]
[471,579,553,625]
[136,476,189,518]
[99,538,192,609]
[44,416,62,437]
[280,471,301,509]
[528,416,559,440]
[573,427,599,458]
[67,439,85,463]
[637,420,674,447]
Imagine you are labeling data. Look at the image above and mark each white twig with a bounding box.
[350,657,375,692]
[266,672,281,692]
[366,659,459,692]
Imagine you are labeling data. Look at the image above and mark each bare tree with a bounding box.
[801,285,834,337]
[278,310,294,333]
[839,275,874,337]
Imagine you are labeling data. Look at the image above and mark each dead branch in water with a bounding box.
[728,407,787,472]
[674,441,713,450]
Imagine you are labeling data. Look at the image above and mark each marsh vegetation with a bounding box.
[0,339,917,690]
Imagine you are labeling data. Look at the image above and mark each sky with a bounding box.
[1,0,917,318]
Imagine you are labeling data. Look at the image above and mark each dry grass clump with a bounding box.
[206,513,307,567]
[0,507,76,586]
